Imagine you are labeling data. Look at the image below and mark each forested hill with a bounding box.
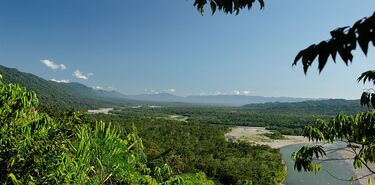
[242,99,367,115]
[0,65,367,115]
[0,65,133,111]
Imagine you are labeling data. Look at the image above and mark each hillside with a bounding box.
[0,65,315,108]
[0,65,132,111]
[242,99,367,115]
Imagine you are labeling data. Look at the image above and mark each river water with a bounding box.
[280,144,361,185]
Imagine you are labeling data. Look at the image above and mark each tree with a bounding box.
[191,1,375,183]
[291,12,375,183]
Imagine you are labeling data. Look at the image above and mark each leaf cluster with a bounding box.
[292,145,325,173]
[193,0,264,15]
[293,110,375,179]
[293,12,375,73]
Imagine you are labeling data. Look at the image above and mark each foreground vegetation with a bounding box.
[0,76,215,184]
[0,76,286,184]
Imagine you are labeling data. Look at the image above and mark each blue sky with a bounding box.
[1,0,375,98]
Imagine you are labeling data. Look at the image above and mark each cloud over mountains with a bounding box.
[73,70,93,80]
[41,59,66,70]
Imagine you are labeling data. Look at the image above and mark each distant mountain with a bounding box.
[0,65,131,110]
[1,65,353,109]
[185,95,312,106]
[124,93,312,106]
[126,93,183,102]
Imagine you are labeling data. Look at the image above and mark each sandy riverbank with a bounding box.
[337,147,375,185]
[225,127,375,185]
[87,108,114,114]
[225,126,309,149]
[225,127,373,184]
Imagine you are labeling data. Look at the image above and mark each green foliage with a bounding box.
[146,99,364,135]
[0,76,214,184]
[0,70,297,184]
[164,172,214,185]
[88,112,286,185]
[292,10,375,179]
[0,78,64,184]
[0,65,131,112]
[292,145,325,173]
[263,130,284,140]
[293,109,375,182]
[55,121,146,184]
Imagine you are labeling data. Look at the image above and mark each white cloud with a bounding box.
[233,90,240,95]
[92,86,116,91]
[93,86,103,90]
[163,88,176,93]
[73,70,92,80]
[50,78,69,83]
[41,59,66,70]
[147,90,159,94]
[243,90,251,96]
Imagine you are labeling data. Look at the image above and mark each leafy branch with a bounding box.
[193,0,264,15]
[293,12,375,73]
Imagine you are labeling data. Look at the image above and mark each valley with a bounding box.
[0,65,371,184]
[2,1,375,184]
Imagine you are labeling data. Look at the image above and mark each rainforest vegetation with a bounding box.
[0,75,288,185]
[0,62,370,184]
[0,75,220,184]
[1,64,368,184]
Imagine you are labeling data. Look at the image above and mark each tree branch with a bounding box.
[293,12,375,74]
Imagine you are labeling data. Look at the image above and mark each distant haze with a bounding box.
[125,93,313,106]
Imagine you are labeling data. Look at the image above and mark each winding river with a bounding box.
[280,144,361,185]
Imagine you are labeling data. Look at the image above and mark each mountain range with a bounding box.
[0,65,326,109]
[126,93,312,106]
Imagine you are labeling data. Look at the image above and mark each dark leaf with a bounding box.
[293,50,305,66]
[360,92,370,108]
[317,41,329,73]
[210,1,217,15]
[357,70,375,84]
[258,0,265,9]
[338,48,349,65]
[358,35,369,56]
[371,93,375,109]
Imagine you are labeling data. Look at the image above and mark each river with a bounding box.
[280,143,361,185]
